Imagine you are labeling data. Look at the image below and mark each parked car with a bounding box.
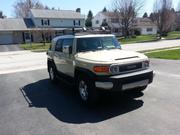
[47,34,154,104]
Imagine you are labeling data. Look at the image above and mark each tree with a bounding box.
[112,0,144,38]
[143,12,148,18]
[76,8,81,13]
[85,10,93,27]
[0,11,6,18]
[101,19,108,27]
[14,0,44,18]
[153,0,175,37]
[44,5,50,10]
[102,7,107,12]
[149,12,157,21]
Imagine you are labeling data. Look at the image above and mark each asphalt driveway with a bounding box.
[0,44,22,52]
[0,59,180,135]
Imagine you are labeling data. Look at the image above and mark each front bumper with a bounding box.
[95,69,154,91]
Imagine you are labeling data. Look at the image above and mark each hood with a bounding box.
[75,49,147,63]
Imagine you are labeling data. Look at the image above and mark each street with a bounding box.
[0,39,180,75]
[122,39,180,51]
[0,59,180,135]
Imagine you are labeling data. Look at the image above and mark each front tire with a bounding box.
[77,75,98,104]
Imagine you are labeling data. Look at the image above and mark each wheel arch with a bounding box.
[74,67,95,81]
[47,58,56,72]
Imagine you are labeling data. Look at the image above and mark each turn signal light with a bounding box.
[93,66,109,73]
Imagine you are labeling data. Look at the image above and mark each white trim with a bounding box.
[122,80,149,90]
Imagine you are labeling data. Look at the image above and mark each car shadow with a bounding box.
[20,79,144,124]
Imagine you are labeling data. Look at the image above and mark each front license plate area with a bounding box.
[122,79,149,91]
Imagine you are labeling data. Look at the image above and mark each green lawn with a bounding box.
[20,43,50,52]
[145,49,180,60]
[164,31,180,40]
[119,35,158,45]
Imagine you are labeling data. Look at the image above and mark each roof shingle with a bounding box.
[0,18,27,31]
[30,9,85,19]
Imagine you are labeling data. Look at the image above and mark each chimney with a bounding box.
[0,11,3,18]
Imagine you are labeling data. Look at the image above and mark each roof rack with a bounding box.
[62,27,111,36]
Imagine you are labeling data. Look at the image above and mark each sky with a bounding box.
[0,0,179,18]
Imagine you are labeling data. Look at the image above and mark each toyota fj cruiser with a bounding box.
[47,34,154,104]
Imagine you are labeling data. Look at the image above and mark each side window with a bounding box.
[62,38,73,54]
[55,39,63,52]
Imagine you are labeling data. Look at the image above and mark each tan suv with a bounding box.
[47,34,154,104]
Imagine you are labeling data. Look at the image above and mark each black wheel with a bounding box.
[77,75,98,104]
[48,64,57,83]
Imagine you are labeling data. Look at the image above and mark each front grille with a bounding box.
[110,62,143,74]
[119,62,142,72]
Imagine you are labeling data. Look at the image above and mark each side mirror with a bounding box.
[63,45,71,54]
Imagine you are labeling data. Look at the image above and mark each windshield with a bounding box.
[76,36,121,52]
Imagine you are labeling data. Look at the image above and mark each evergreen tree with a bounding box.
[143,12,148,18]
[85,10,93,27]
[102,7,107,12]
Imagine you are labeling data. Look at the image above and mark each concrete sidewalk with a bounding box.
[122,39,180,51]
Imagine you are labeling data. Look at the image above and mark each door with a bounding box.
[61,38,74,77]
[53,38,63,72]
[53,38,74,77]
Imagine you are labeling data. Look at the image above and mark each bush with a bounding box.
[175,28,180,31]
[161,32,168,37]
[134,30,141,36]
[131,35,136,38]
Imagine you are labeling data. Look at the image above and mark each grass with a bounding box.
[145,49,180,60]
[20,43,50,52]
[119,35,159,45]
[163,31,180,40]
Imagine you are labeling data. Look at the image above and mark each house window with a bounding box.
[147,28,153,32]
[96,20,99,24]
[41,20,43,25]
[41,19,50,26]
[24,33,30,40]
[74,20,80,26]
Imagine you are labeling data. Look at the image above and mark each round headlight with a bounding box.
[110,65,119,73]
[143,60,150,68]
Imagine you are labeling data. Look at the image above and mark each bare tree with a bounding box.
[14,0,44,18]
[112,0,144,38]
[153,0,175,37]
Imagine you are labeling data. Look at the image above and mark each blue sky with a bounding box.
[0,0,179,17]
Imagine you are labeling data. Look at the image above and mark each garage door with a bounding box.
[0,32,13,45]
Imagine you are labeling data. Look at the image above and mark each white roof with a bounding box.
[0,18,27,31]
[76,34,114,38]
[30,9,85,19]
[52,34,115,42]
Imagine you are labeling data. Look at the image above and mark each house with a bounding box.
[0,18,27,44]
[0,9,85,45]
[175,11,180,31]
[92,12,157,36]
[92,12,122,35]
[134,18,157,35]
